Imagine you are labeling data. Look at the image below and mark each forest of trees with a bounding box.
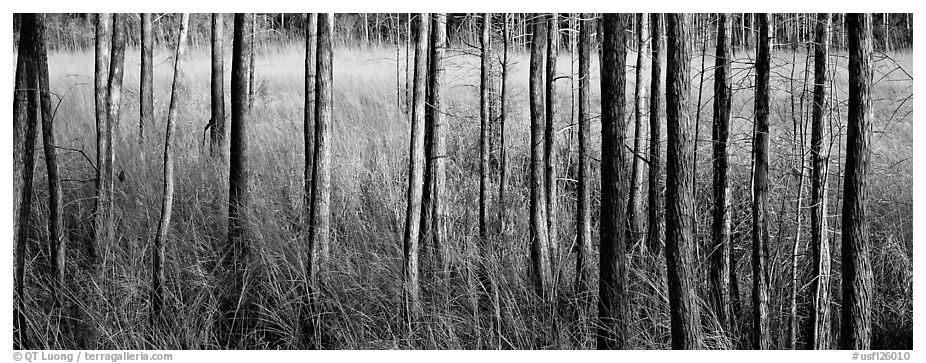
[12,13,913,350]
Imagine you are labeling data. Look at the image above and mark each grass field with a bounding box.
[18,42,912,349]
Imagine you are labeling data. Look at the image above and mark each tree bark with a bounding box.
[497,13,510,236]
[303,12,318,265]
[91,13,112,264]
[152,13,190,319]
[428,13,448,270]
[626,13,647,251]
[140,13,153,149]
[222,13,254,347]
[647,13,664,256]
[709,12,733,335]
[752,13,773,350]
[841,13,873,351]
[665,13,702,350]
[248,15,257,109]
[479,13,491,240]
[597,13,629,350]
[403,12,429,322]
[210,13,227,155]
[545,13,559,266]
[575,13,593,300]
[807,12,832,351]
[529,13,552,298]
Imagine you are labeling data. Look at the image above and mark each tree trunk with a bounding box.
[529,13,552,298]
[807,12,832,351]
[626,13,647,251]
[479,13,491,240]
[841,12,873,351]
[665,13,703,350]
[303,12,318,264]
[429,13,448,271]
[575,12,593,304]
[403,12,429,322]
[752,13,773,350]
[140,13,153,149]
[545,13,559,266]
[210,13,227,155]
[92,13,113,264]
[647,13,664,255]
[222,13,254,347]
[709,12,733,335]
[497,13,510,236]
[13,15,40,349]
[152,13,190,319]
[597,13,629,350]
[248,15,257,109]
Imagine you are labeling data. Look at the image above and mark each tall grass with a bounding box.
[17,43,912,349]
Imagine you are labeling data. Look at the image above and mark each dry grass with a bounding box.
[17,43,912,349]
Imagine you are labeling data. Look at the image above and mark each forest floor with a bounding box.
[18,44,913,349]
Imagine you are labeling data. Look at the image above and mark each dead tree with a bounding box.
[529,13,552,297]
[841,13,873,351]
[598,13,630,350]
[497,13,511,235]
[479,13,491,240]
[545,13,559,265]
[626,13,647,250]
[752,13,773,350]
[647,13,664,255]
[222,13,254,347]
[807,12,832,350]
[140,13,153,148]
[210,13,227,155]
[576,13,593,299]
[665,13,703,350]
[402,12,429,322]
[709,12,733,334]
[152,13,190,319]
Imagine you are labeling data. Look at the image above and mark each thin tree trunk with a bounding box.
[808,12,833,351]
[576,13,593,301]
[248,15,257,109]
[222,13,254,348]
[529,13,551,298]
[140,13,153,150]
[545,13,559,266]
[152,13,190,319]
[841,13,873,351]
[626,13,647,251]
[665,13,703,350]
[92,13,113,264]
[597,13,629,350]
[430,13,448,271]
[497,13,510,236]
[303,12,318,258]
[479,13,491,240]
[210,13,227,155]
[13,16,40,349]
[709,12,733,335]
[647,13,664,255]
[752,13,773,350]
[403,12,429,323]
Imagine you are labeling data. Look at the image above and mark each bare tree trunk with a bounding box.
[210,13,227,155]
[626,13,647,251]
[140,13,153,150]
[403,12,429,323]
[575,13,593,298]
[647,13,664,255]
[222,13,254,347]
[841,12,873,351]
[709,12,733,335]
[545,13,559,266]
[529,13,552,298]
[92,13,113,264]
[429,13,448,271]
[752,13,773,350]
[479,13,491,240]
[152,13,190,319]
[248,15,257,109]
[13,16,40,349]
[665,13,703,350]
[497,13,510,235]
[597,13,629,350]
[303,12,318,259]
[807,13,833,350]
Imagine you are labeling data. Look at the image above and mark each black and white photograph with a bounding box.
[6,3,917,357]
